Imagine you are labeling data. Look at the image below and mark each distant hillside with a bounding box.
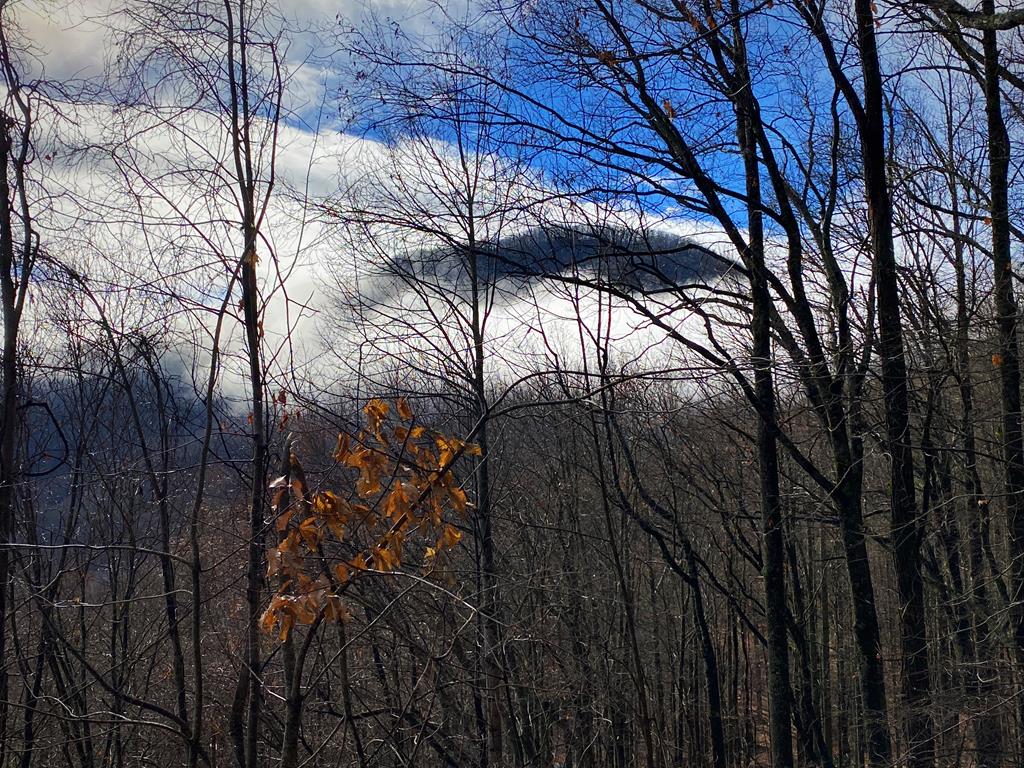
[493,225,732,291]
[386,225,733,293]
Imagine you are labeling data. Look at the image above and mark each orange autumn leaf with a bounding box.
[292,595,317,625]
[275,508,293,533]
[373,545,396,571]
[259,598,280,635]
[333,432,351,463]
[299,517,321,550]
[364,398,389,438]
[334,562,350,584]
[356,472,382,498]
[448,485,469,515]
[397,397,414,421]
[440,524,462,550]
[384,483,411,520]
[323,594,350,623]
[312,491,339,516]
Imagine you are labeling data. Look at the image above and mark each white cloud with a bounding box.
[25,85,745,413]
[10,0,749,412]
[14,0,113,81]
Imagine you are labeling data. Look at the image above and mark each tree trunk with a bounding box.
[738,101,794,768]
[981,8,1024,758]
[854,4,934,766]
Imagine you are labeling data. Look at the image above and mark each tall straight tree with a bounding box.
[794,1,939,762]
[0,8,41,762]
[851,3,933,766]
[978,3,1024,731]
[732,25,794,768]
[910,2,1024,757]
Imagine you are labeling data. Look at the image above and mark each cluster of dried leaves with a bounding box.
[259,398,478,640]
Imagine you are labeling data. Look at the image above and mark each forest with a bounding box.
[3,0,1024,766]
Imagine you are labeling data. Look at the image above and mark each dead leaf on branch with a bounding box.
[259,397,477,640]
